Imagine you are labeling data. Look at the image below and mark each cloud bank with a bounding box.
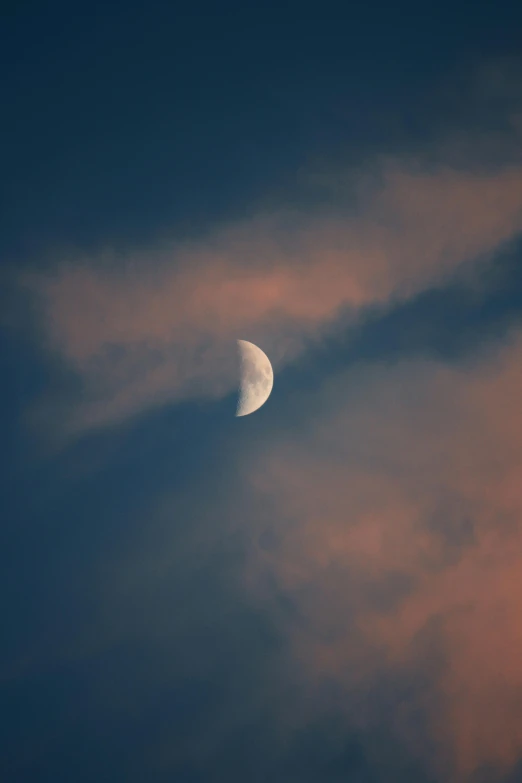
[66,325,522,782]
[237,329,522,780]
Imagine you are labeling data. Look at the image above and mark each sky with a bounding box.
[3,2,522,782]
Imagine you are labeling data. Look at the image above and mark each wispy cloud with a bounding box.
[24,153,522,438]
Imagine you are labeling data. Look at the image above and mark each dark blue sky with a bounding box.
[3,3,522,782]
[4,1,521,257]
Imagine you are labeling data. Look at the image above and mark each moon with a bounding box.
[236,340,274,417]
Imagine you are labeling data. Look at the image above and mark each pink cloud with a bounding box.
[239,331,522,779]
[24,158,522,437]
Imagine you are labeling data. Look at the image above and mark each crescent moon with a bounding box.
[236,340,274,417]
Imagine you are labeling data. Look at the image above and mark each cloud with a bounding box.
[23,150,522,438]
[236,329,522,780]
[15,311,522,781]
[50,324,522,781]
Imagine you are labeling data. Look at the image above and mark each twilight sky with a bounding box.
[3,3,522,782]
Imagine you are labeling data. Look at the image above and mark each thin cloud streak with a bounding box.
[25,157,522,438]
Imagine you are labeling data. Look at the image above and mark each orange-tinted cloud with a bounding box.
[24,155,522,437]
[239,331,522,779]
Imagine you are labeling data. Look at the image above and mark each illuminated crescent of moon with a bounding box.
[236,340,274,417]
